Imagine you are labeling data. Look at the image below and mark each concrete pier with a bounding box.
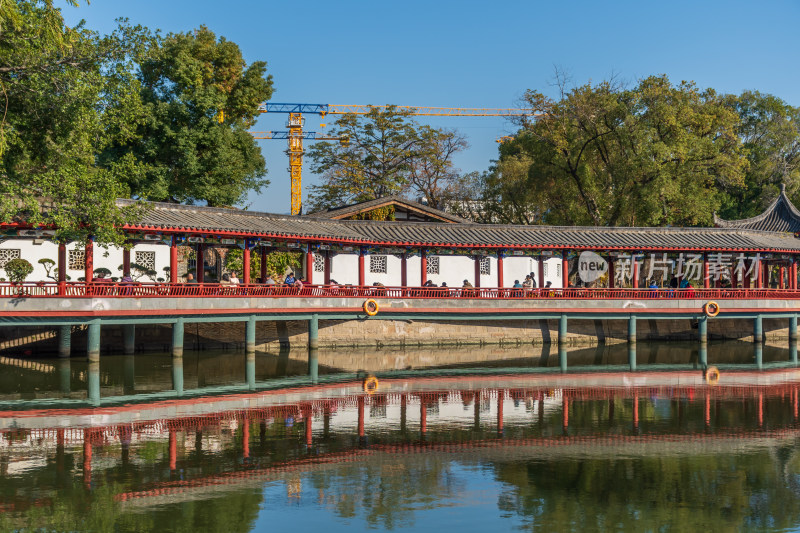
[123,324,135,355]
[755,342,763,369]
[628,316,636,344]
[628,343,637,371]
[308,348,319,383]
[308,314,319,350]
[172,318,184,358]
[246,353,256,390]
[58,325,71,358]
[791,316,798,342]
[59,358,70,394]
[172,357,184,396]
[87,321,100,362]
[87,361,100,405]
[699,343,708,368]
[754,315,763,344]
[246,315,256,355]
[698,316,707,344]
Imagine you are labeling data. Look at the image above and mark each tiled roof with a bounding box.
[118,199,800,252]
[715,186,800,233]
[306,195,470,224]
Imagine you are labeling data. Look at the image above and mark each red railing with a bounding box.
[2,281,800,300]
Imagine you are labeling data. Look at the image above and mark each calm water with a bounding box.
[1,343,799,532]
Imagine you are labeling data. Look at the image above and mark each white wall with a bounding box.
[0,239,170,282]
[364,253,403,286]
[406,255,421,286]
[542,256,563,287]
[504,256,537,287]
[428,255,475,288]
[329,252,359,285]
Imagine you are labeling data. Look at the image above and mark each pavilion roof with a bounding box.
[715,185,800,233]
[116,200,800,252]
[305,195,470,224]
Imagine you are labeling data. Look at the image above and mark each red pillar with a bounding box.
[421,249,427,286]
[703,253,710,289]
[631,254,639,289]
[497,251,504,288]
[780,265,786,289]
[304,245,312,285]
[324,251,331,285]
[58,243,67,295]
[122,247,131,277]
[241,242,250,284]
[757,259,763,289]
[84,238,94,282]
[170,235,178,284]
[169,429,177,470]
[358,248,365,286]
[608,258,615,289]
[242,417,250,459]
[83,431,92,488]
[357,396,365,438]
[562,251,569,289]
[792,260,798,290]
[196,244,205,283]
[420,397,427,434]
[400,253,408,287]
[497,390,504,435]
[474,256,481,288]
[260,246,267,282]
[304,409,312,447]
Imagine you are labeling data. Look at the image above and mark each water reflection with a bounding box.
[0,367,799,531]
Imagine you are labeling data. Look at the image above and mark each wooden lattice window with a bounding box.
[479,257,491,276]
[0,249,21,268]
[556,263,562,278]
[68,250,85,270]
[370,255,387,274]
[426,256,440,275]
[313,254,325,273]
[135,251,156,271]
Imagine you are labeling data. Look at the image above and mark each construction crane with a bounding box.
[257,103,536,215]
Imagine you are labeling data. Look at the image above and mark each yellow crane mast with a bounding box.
[257,103,535,215]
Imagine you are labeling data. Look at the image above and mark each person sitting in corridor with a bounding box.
[284,272,296,286]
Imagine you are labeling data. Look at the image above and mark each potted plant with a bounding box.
[5,258,34,296]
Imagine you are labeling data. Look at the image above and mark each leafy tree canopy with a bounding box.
[306,107,467,213]
[480,75,748,227]
[0,0,152,244]
[103,25,274,207]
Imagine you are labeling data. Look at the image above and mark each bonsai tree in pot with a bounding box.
[5,258,34,295]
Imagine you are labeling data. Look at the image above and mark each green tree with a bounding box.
[716,91,800,219]
[104,26,274,207]
[485,75,747,227]
[0,1,150,244]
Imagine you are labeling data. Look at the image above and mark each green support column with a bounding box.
[246,315,257,355]
[87,361,100,405]
[246,353,256,390]
[698,316,708,344]
[628,315,637,344]
[755,343,763,369]
[699,343,708,368]
[86,320,101,362]
[58,358,71,395]
[123,355,135,395]
[628,343,637,372]
[58,325,71,358]
[172,357,184,396]
[308,348,319,384]
[123,324,135,355]
[309,314,319,350]
[790,316,798,343]
[754,315,763,344]
[558,314,567,373]
[172,318,184,358]
[791,340,798,365]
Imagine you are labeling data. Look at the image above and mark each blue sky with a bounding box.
[61,0,800,214]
